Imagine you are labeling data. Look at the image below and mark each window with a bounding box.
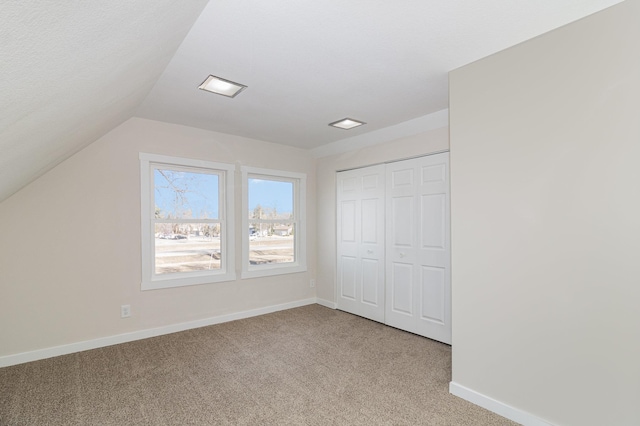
[241,167,306,278]
[140,153,235,290]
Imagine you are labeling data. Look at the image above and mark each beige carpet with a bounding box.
[0,305,517,425]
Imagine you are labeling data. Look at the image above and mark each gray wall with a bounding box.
[0,118,316,359]
[449,1,640,424]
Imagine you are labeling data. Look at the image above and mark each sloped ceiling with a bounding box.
[136,0,623,149]
[0,0,623,203]
[0,0,209,203]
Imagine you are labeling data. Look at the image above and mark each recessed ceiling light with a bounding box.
[198,75,247,98]
[329,118,366,130]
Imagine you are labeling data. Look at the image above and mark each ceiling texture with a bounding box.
[0,0,623,203]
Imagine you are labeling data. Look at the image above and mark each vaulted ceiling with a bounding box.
[0,0,623,202]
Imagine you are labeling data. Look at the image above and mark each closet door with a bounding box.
[385,152,451,344]
[336,165,385,322]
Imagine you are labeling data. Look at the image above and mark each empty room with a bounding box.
[1,1,638,425]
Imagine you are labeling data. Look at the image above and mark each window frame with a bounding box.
[140,153,235,290]
[241,166,307,279]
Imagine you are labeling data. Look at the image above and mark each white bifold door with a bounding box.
[336,165,385,323]
[336,152,451,344]
[385,153,451,344]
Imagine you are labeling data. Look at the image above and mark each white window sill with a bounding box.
[142,272,236,291]
[241,264,306,280]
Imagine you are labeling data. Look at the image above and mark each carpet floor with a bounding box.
[0,304,517,425]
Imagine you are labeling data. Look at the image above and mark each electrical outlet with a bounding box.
[310,279,315,288]
[121,304,131,318]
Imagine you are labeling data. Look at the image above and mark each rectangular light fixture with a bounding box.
[329,118,366,130]
[198,75,247,98]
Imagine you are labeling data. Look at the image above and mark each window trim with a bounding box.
[241,166,307,279]
[140,153,236,290]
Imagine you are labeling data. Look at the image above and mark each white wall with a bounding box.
[0,118,316,359]
[449,1,640,425]
[315,126,449,304]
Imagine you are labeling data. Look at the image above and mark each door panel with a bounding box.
[391,262,413,314]
[361,259,379,305]
[336,165,385,323]
[361,199,378,243]
[337,153,450,344]
[362,174,379,190]
[392,197,413,246]
[342,176,357,191]
[391,168,414,188]
[340,256,357,300]
[420,266,445,324]
[421,164,446,184]
[386,152,451,344]
[340,201,356,242]
[421,194,446,249]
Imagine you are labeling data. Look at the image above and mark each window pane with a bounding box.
[248,178,293,220]
[249,223,294,265]
[155,223,221,274]
[154,169,219,220]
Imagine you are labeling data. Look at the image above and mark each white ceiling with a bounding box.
[137,0,623,149]
[0,0,623,203]
[0,0,209,202]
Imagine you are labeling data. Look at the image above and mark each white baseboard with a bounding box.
[315,298,337,309]
[449,382,554,426]
[0,298,319,368]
